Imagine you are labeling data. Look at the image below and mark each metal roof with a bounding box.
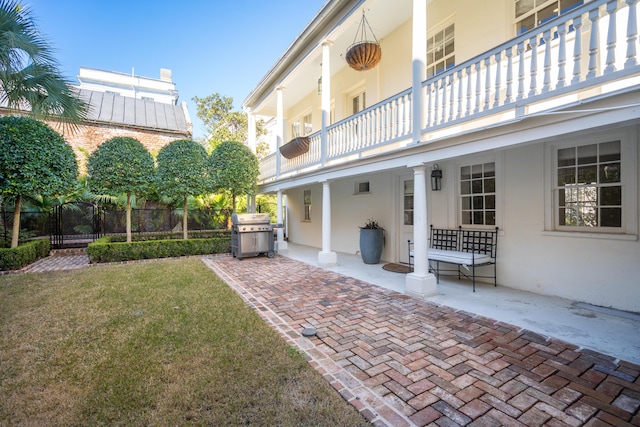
[78,88,190,134]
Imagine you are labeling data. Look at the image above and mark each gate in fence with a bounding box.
[49,202,104,249]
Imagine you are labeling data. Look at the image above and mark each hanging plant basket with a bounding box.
[279,136,310,159]
[346,42,382,71]
[345,11,382,72]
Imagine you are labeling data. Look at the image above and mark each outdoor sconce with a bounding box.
[317,77,322,95]
[431,164,442,191]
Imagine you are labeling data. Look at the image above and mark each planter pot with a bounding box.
[359,228,384,264]
[279,136,310,159]
[345,41,382,71]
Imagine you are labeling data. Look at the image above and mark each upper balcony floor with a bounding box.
[243,0,640,188]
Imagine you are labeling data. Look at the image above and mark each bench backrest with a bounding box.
[430,225,499,259]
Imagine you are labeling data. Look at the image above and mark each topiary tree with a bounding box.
[210,141,259,213]
[0,116,78,248]
[87,137,155,243]
[156,139,213,239]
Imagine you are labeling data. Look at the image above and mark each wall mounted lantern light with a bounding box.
[317,77,322,95]
[431,164,442,191]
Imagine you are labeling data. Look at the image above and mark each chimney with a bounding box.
[160,68,172,82]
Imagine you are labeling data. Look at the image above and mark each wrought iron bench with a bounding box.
[408,225,499,292]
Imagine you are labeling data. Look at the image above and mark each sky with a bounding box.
[24,0,327,139]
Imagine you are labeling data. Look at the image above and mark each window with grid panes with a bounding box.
[427,23,455,78]
[515,0,583,35]
[460,163,496,226]
[303,190,311,221]
[556,141,621,229]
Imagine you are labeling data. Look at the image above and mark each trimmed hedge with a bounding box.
[0,239,50,271]
[107,230,231,242]
[87,236,231,263]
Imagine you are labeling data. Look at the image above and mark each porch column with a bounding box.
[276,189,288,251]
[247,108,257,153]
[406,165,438,297]
[412,0,427,143]
[276,87,285,178]
[321,41,332,166]
[318,180,337,267]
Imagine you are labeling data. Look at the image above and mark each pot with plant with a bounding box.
[359,219,384,264]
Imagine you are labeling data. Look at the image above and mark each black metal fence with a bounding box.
[1,207,231,247]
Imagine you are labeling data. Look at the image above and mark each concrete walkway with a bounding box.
[202,254,640,426]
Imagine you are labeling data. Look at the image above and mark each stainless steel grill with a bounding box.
[231,213,275,260]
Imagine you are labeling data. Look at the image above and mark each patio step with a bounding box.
[50,247,88,257]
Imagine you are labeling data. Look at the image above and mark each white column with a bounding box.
[276,87,285,177]
[321,41,332,166]
[247,108,257,153]
[318,180,337,267]
[276,189,288,251]
[406,165,438,297]
[412,0,427,144]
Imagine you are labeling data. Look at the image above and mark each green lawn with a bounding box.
[0,258,370,426]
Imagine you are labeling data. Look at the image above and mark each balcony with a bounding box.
[259,0,640,184]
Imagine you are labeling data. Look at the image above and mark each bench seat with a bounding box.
[408,226,499,292]
[410,249,493,266]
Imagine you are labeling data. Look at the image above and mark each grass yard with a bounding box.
[0,258,370,426]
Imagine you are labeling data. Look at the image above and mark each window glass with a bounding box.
[515,0,583,34]
[460,162,496,226]
[303,190,311,221]
[427,24,455,78]
[555,141,622,229]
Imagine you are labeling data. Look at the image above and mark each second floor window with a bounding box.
[515,0,583,35]
[291,113,312,138]
[427,23,455,78]
[352,91,366,114]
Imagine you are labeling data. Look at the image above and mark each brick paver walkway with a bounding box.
[203,255,640,427]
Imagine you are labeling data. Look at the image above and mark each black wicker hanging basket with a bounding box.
[279,136,310,159]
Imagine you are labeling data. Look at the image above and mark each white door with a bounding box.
[399,175,414,264]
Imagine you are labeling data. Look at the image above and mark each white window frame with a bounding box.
[303,189,312,222]
[427,19,455,78]
[290,110,313,138]
[455,153,504,230]
[544,128,638,239]
[355,181,370,195]
[515,0,583,35]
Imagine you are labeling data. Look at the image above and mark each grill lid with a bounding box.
[232,213,271,225]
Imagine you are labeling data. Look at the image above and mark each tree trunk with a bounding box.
[183,197,188,240]
[232,193,237,213]
[10,195,21,248]
[126,193,132,243]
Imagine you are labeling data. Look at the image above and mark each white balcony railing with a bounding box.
[259,0,639,183]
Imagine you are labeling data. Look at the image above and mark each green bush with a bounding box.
[0,239,50,271]
[87,236,231,263]
[107,230,230,242]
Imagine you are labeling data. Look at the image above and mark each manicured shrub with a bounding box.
[0,239,50,270]
[87,236,231,263]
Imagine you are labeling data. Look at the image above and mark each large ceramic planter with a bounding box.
[359,228,384,264]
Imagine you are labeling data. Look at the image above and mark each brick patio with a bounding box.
[203,255,640,427]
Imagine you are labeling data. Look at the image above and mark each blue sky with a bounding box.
[24,0,326,139]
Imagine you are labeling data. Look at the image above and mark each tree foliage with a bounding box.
[0,0,88,126]
[210,141,259,212]
[87,137,155,242]
[156,139,212,239]
[0,116,78,247]
[193,92,266,151]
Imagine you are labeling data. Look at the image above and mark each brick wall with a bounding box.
[48,121,191,174]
